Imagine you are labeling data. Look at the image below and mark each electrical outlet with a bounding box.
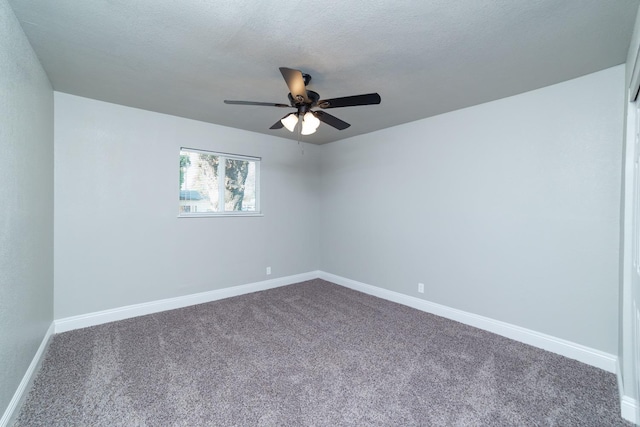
[266,266,271,275]
[418,283,424,293]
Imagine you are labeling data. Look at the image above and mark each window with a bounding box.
[179,148,261,217]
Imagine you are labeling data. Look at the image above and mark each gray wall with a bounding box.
[0,0,53,417]
[320,66,625,354]
[54,93,320,319]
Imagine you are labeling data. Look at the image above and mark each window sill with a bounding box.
[178,212,263,218]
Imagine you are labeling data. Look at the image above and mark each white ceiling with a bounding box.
[8,0,639,144]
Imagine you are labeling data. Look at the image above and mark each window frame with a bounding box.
[178,147,262,218]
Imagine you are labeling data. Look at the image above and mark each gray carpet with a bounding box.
[15,279,629,426]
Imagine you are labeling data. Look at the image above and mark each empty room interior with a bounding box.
[4,0,640,425]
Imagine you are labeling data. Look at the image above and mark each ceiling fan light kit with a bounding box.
[301,112,321,135]
[224,67,381,136]
[281,113,299,132]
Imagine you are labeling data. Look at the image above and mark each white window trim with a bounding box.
[178,147,262,218]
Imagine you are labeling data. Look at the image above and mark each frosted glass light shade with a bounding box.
[303,112,320,129]
[281,113,298,132]
[301,122,316,135]
[301,112,320,135]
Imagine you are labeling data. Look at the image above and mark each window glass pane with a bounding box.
[225,158,256,212]
[179,150,219,213]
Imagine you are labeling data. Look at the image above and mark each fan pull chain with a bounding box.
[297,120,304,156]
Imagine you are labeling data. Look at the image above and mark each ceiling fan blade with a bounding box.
[317,93,381,109]
[313,111,351,130]
[224,100,291,108]
[269,115,288,129]
[279,67,310,104]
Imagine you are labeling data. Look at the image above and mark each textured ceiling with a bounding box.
[7,0,639,144]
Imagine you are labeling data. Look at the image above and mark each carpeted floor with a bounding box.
[15,279,629,426]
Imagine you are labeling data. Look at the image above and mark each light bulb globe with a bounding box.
[281,113,298,132]
[303,112,320,129]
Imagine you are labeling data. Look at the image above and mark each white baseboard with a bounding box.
[617,358,639,424]
[319,271,618,374]
[55,271,321,333]
[0,322,54,427]
[621,395,637,424]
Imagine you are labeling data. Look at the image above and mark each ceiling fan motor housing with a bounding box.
[288,90,320,107]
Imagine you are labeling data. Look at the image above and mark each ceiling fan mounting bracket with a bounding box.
[302,73,311,86]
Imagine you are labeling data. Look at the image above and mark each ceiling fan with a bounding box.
[224,67,381,135]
